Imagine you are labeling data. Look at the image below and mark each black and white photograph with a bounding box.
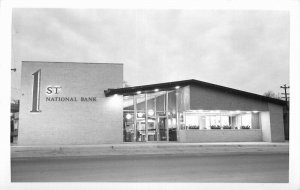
[1,0,300,190]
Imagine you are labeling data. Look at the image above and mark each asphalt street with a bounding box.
[11,153,289,182]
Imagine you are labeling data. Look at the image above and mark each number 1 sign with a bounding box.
[31,69,41,112]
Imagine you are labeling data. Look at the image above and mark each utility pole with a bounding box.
[280,84,290,105]
[280,84,290,141]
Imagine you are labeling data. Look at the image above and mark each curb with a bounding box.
[11,142,289,159]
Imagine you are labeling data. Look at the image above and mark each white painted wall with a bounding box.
[259,111,271,142]
[19,61,123,145]
[268,103,285,142]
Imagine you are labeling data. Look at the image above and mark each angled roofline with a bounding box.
[22,61,124,66]
[104,79,286,105]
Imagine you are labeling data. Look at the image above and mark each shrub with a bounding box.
[241,125,251,129]
[211,125,221,129]
[188,125,199,129]
[223,125,232,129]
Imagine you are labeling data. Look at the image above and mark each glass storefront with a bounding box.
[123,90,261,142]
[123,90,178,142]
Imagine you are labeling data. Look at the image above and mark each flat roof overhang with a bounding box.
[104,80,191,97]
[104,79,287,106]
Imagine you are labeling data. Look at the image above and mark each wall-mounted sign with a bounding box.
[30,69,98,113]
[31,69,41,112]
[46,97,97,102]
[46,86,62,95]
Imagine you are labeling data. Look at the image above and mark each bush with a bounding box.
[211,125,221,129]
[188,125,199,129]
[241,125,251,129]
[223,125,232,129]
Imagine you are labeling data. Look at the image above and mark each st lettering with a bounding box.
[46,86,62,95]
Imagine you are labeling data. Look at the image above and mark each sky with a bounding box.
[11,9,290,99]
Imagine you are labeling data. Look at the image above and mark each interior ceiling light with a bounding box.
[136,91,141,94]
[154,89,159,92]
[126,113,132,120]
[175,86,180,89]
[137,112,143,117]
[148,109,154,116]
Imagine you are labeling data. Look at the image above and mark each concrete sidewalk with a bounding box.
[11,142,289,159]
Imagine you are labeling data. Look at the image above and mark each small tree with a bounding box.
[263,90,281,99]
[11,98,19,104]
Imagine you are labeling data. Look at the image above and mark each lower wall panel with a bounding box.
[178,129,262,142]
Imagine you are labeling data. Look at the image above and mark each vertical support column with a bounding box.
[259,111,271,142]
[198,114,201,130]
[185,112,188,130]
[154,96,157,141]
[145,93,148,142]
[220,112,222,128]
[133,95,137,142]
[175,90,179,141]
[166,91,169,142]
[241,114,243,127]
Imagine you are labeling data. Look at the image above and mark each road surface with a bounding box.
[11,153,288,182]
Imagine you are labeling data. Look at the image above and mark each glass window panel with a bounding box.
[182,110,261,130]
[242,113,251,127]
[136,94,146,111]
[199,116,206,129]
[123,111,134,142]
[146,93,156,141]
[221,116,229,126]
[155,93,165,112]
[123,96,134,110]
[146,93,155,111]
[168,91,176,114]
[186,114,198,126]
[136,111,146,142]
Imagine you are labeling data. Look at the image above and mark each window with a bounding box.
[182,110,260,130]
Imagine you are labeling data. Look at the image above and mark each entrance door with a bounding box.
[136,116,146,142]
[147,117,156,141]
[158,117,167,141]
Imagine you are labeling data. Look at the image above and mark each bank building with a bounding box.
[16,61,286,145]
